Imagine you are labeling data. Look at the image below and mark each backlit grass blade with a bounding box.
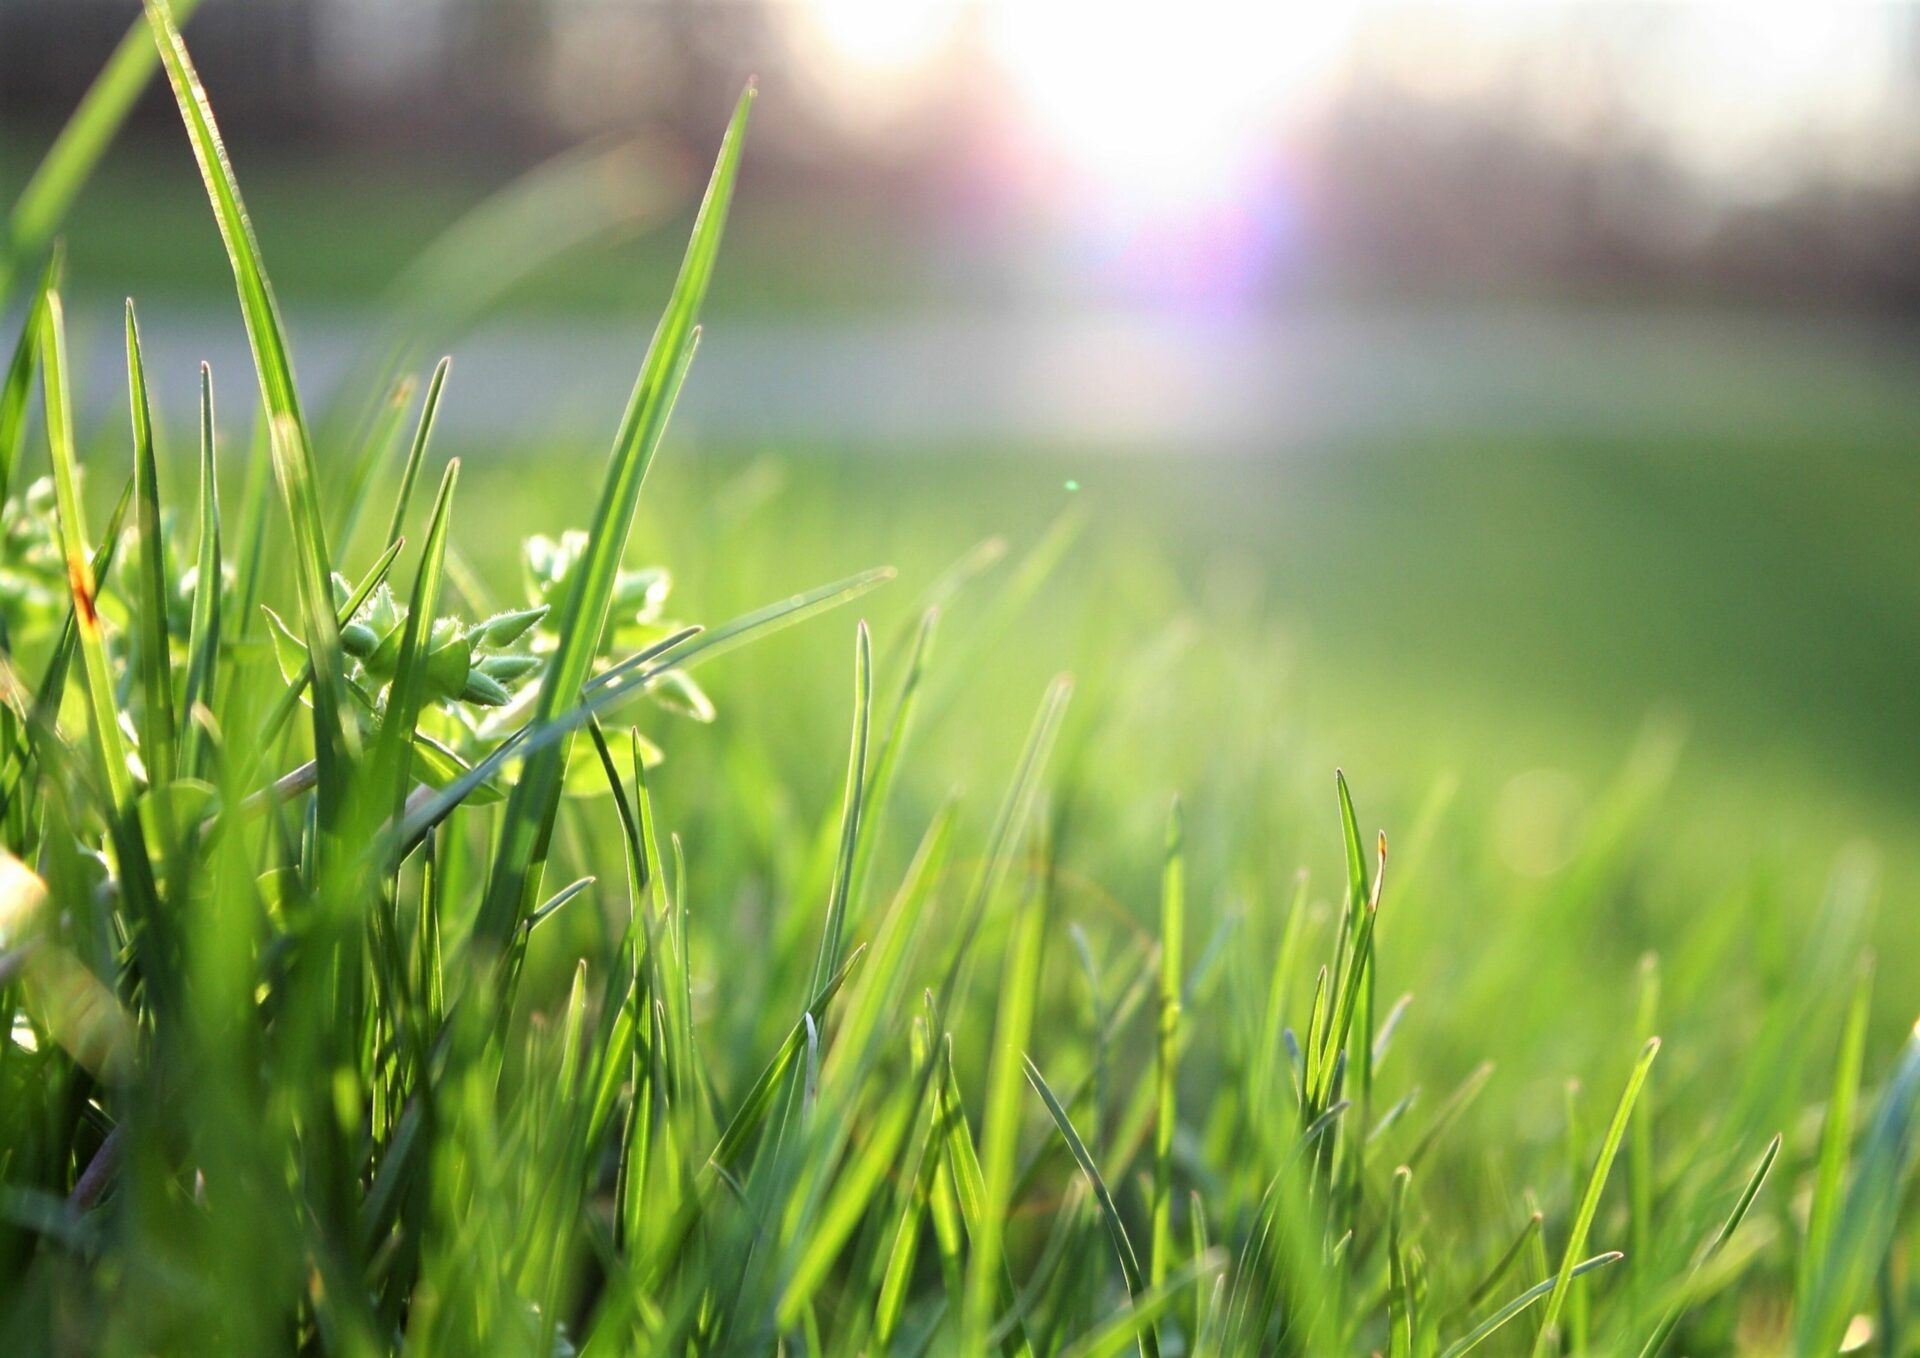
[1439,1254,1625,1358]
[477,84,753,950]
[1802,955,1873,1299]
[1531,1037,1660,1357]
[179,363,221,780]
[807,621,871,999]
[1,0,206,304]
[145,0,353,810]
[125,302,178,790]
[1636,1132,1779,1358]
[704,943,866,1178]
[1151,796,1184,1293]
[1025,1053,1157,1358]
[1794,1020,1920,1356]
[382,357,450,550]
[848,605,937,924]
[965,846,1050,1352]
[39,293,135,814]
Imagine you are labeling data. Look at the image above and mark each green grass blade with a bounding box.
[1794,1020,1920,1356]
[382,357,450,550]
[1531,1037,1660,1356]
[478,84,753,950]
[1024,1053,1157,1358]
[125,301,179,790]
[1802,955,1873,1299]
[39,292,135,814]
[965,847,1050,1352]
[808,621,871,999]
[1636,1132,1779,1358]
[1151,796,1184,1292]
[144,0,353,809]
[1440,1254,1625,1358]
[179,363,222,779]
[704,943,867,1178]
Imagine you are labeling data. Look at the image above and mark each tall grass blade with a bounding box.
[1531,1037,1660,1356]
[477,84,753,950]
[124,302,178,790]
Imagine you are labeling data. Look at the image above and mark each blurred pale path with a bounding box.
[35,301,1920,452]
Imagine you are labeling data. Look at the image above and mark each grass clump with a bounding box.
[1,6,1918,1356]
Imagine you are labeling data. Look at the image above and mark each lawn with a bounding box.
[1,5,1917,1356]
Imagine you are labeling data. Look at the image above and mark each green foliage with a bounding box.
[0,13,1915,1358]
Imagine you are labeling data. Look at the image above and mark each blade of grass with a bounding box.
[124,302,178,790]
[179,363,221,780]
[1636,1132,1779,1358]
[477,84,753,951]
[1531,1037,1660,1357]
[807,621,871,1000]
[381,357,449,551]
[1025,1053,1158,1358]
[965,844,1051,1353]
[1151,796,1184,1292]
[1802,955,1873,1300]
[145,0,354,815]
[1440,1254,1625,1358]
[1794,1019,1920,1356]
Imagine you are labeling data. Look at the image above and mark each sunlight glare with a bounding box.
[987,0,1355,208]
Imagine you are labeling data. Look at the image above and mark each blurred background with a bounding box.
[5,0,1920,940]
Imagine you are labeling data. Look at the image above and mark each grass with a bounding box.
[2,5,1920,1355]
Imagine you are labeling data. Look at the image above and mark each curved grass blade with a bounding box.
[1530,1037,1660,1356]
[704,943,867,1178]
[331,371,416,555]
[965,852,1050,1353]
[1024,1052,1157,1358]
[1439,1254,1624,1358]
[1637,1132,1779,1358]
[931,675,1073,1026]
